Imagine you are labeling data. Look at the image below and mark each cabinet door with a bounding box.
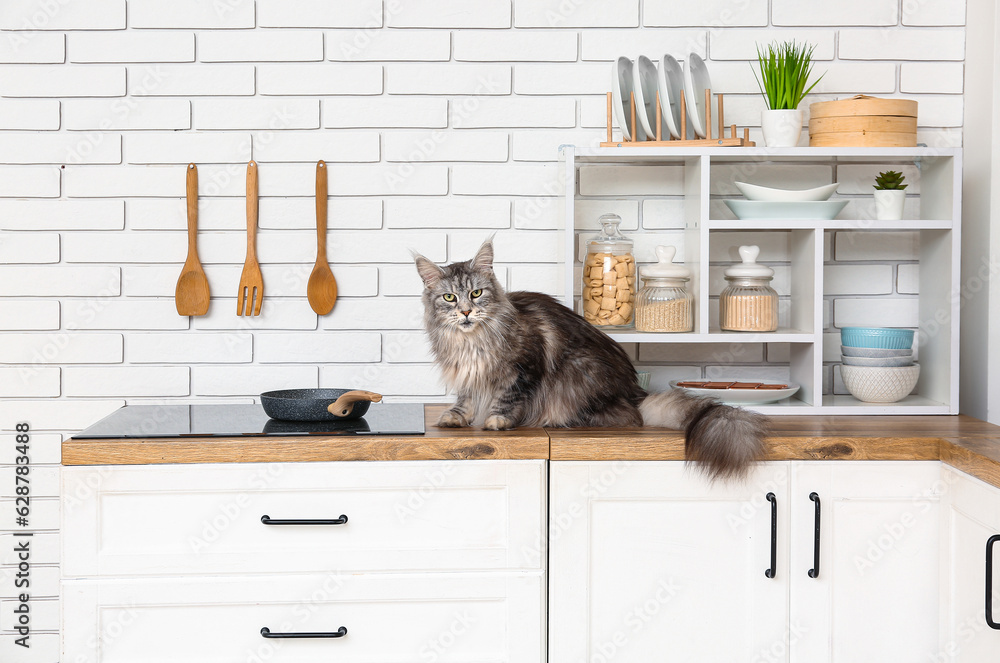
[549,461,790,663]
[790,461,943,662]
[942,466,1000,662]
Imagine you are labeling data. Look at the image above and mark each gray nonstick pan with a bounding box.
[260,389,382,421]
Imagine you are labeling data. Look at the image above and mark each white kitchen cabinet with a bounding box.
[789,461,944,662]
[549,461,791,662]
[942,466,1000,661]
[62,460,545,576]
[63,572,544,663]
[549,460,945,663]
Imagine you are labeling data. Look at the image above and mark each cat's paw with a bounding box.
[436,409,469,428]
[483,414,516,431]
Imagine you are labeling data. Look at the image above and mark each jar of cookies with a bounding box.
[634,245,693,332]
[582,213,635,327]
[719,245,779,332]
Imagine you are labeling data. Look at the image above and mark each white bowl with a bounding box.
[841,346,913,358]
[841,355,914,367]
[734,181,840,202]
[723,199,849,220]
[841,364,920,403]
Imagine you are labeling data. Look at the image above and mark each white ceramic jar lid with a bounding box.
[724,245,774,278]
[641,245,690,279]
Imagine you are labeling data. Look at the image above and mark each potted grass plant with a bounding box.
[753,41,825,147]
[873,170,907,220]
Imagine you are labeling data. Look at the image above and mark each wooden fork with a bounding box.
[237,161,264,316]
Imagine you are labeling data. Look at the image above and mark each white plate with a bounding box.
[612,56,644,141]
[723,199,849,220]
[683,53,711,139]
[734,182,840,202]
[633,55,661,141]
[657,54,684,139]
[670,380,801,405]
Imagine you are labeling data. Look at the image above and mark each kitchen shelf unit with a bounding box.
[560,146,962,415]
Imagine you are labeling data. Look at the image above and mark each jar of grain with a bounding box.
[635,245,693,332]
[582,213,635,327]
[719,245,778,332]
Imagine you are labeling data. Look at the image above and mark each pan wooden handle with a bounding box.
[327,390,383,417]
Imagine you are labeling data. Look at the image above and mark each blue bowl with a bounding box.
[840,327,914,350]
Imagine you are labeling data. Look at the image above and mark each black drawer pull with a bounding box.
[765,492,777,579]
[808,492,821,578]
[261,626,347,639]
[988,534,1000,630]
[260,515,348,525]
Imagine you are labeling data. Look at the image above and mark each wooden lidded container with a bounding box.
[808,95,917,147]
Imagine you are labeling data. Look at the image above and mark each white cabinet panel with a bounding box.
[62,460,546,576]
[62,572,545,663]
[790,461,943,662]
[943,466,1000,662]
[550,461,790,663]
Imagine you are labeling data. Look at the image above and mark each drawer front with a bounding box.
[62,572,545,663]
[62,460,545,576]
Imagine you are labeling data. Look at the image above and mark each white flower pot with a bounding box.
[760,109,803,147]
[874,189,906,220]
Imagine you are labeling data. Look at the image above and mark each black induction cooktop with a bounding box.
[71,403,426,439]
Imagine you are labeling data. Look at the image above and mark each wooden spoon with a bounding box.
[174,163,210,316]
[307,160,338,315]
[327,390,383,418]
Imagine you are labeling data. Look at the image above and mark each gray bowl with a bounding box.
[841,346,913,358]
[841,355,914,367]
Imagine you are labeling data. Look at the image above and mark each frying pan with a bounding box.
[260,389,383,422]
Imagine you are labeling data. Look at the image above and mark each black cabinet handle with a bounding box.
[988,534,1000,630]
[261,626,347,639]
[260,515,348,525]
[765,492,777,579]
[807,492,821,578]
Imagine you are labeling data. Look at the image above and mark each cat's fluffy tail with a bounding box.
[639,390,770,481]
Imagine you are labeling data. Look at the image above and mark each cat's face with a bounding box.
[415,241,502,334]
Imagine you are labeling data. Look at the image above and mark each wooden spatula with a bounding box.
[174,163,210,316]
[237,161,264,316]
[307,160,338,315]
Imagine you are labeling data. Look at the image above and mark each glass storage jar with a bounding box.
[719,245,779,332]
[582,213,635,327]
[634,245,693,332]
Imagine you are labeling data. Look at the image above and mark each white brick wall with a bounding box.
[0,3,969,626]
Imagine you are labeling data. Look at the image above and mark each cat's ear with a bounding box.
[471,240,494,272]
[414,254,444,287]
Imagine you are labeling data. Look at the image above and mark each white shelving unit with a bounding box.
[561,146,962,415]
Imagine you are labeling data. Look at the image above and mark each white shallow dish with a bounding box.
[734,182,840,202]
[841,355,914,367]
[612,56,644,141]
[841,346,913,358]
[670,380,800,405]
[657,54,684,139]
[683,53,711,138]
[633,55,662,141]
[723,199,849,220]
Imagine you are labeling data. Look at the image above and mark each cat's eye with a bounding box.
[443,293,456,302]
[470,289,483,298]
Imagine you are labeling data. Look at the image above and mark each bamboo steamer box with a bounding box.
[808,94,917,147]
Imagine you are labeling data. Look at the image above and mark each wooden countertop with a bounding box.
[62,406,1000,489]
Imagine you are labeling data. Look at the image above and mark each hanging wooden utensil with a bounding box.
[306,160,338,315]
[237,160,264,316]
[174,163,210,316]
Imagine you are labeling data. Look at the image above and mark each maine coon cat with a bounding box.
[414,241,770,480]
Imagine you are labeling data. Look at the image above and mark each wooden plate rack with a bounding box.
[601,89,755,148]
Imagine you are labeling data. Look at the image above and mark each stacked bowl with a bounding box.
[840,327,918,403]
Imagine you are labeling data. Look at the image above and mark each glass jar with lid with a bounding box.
[634,245,693,332]
[719,245,779,332]
[581,213,635,327]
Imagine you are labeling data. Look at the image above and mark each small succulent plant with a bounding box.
[873,170,908,190]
